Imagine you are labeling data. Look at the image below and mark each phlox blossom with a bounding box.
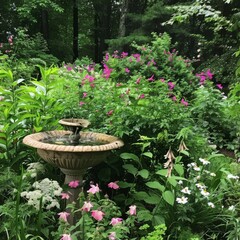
[216,84,223,89]
[61,192,70,199]
[81,201,93,212]
[87,184,100,194]
[208,202,215,208]
[176,196,188,204]
[91,210,104,221]
[125,68,130,73]
[129,205,137,215]
[200,189,210,197]
[108,181,119,190]
[79,101,85,106]
[139,94,145,99]
[58,212,70,222]
[181,187,191,195]
[199,158,210,165]
[68,180,80,188]
[181,98,188,106]
[110,217,123,225]
[61,234,72,240]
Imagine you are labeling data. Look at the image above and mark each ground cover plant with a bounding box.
[0,33,239,240]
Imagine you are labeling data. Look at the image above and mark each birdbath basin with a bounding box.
[22,119,124,223]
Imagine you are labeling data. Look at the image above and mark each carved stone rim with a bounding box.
[23,130,124,152]
[59,119,90,128]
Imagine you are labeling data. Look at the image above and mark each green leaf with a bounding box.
[174,164,184,176]
[167,177,177,187]
[122,164,138,176]
[142,152,153,158]
[137,169,149,179]
[156,169,168,177]
[117,181,135,188]
[133,191,149,201]
[162,191,175,206]
[120,152,140,164]
[137,210,152,222]
[145,181,165,192]
[179,150,189,156]
[152,215,165,226]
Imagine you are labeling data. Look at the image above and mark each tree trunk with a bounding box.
[41,9,49,41]
[73,0,79,61]
[118,0,129,37]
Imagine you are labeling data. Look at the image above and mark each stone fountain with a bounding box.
[23,118,124,223]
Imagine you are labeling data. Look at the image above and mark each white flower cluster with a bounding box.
[21,178,62,210]
[26,162,45,178]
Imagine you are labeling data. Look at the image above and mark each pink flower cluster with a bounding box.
[196,69,213,85]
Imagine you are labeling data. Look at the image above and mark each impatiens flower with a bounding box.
[196,183,206,190]
[81,201,93,212]
[168,82,175,90]
[107,110,114,116]
[193,166,201,171]
[91,210,104,221]
[58,212,70,222]
[181,187,191,195]
[208,202,215,208]
[172,96,177,101]
[148,75,154,82]
[110,217,123,225]
[199,158,210,165]
[108,181,120,190]
[68,180,80,188]
[176,196,188,204]
[216,84,223,89]
[139,94,145,99]
[108,232,116,240]
[66,66,73,71]
[61,192,70,200]
[181,98,188,106]
[121,52,128,58]
[61,234,72,240]
[129,205,137,215]
[83,92,87,98]
[103,64,113,79]
[87,184,100,194]
[200,189,210,197]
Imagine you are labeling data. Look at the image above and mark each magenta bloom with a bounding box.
[66,66,72,71]
[107,110,114,116]
[68,180,80,188]
[81,201,93,212]
[61,234,72,240]
[216,84,223,89]
[91,210,104,221]
[168,82,175,90]
[103,64,113,79]
[172,96,177,101]
[79,101,85,106]
[136,78,141,84]
[125,68,130,73]
[83,92,87,98]
[105,53,110,61]
[160,78,165,82]
[110,217,123,226]
[108,232,116,240]
[148,75,154,82]
[121,52,128,58]
[61,192,70,200]
[58,212,70,222]
[206,69,214,79]
[139,94,145,99]
[129,205,137,215]
[87,183,100,194]
[108,181,120,190]
[181,98,188,106]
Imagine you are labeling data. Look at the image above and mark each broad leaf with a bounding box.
[162,191,175,206]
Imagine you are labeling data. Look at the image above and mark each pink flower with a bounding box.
[121,52,128,58]
[79,101,85,106]
[129,205,137,215]
[81,201,93,212]
[136,78,141,84]
[172,96,177,101]
[58,212,70,222]
[108,181,119,190]
[68,180,80,188]
[66,66,72,71]
[125,68,130,73]
[91,210,104,221]
[83,92,87,98]
[181,98,188,106]
[168,82,175,90]
[139,94,145,99]
[87,184,100,194]
[103,64,113,79]
[108,232,116,240]
[110,217,123,225]
[160,78,165,82]
[206,69,214,79]
[105,53,110,61]
[107,110,113,116]
[61,192,70,200]
[61,234,72,240]
[216,84,223,89]
[148,75,154,82]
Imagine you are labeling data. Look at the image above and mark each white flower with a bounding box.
[199,158,210,165]
[208,202,215,208]
[200,189,210,197]
[210,172,216,177]
[181,187,191,195]
[178,180,183,185]
[193,166,201,171]
[196,183,206,190]
[176,196,188,204]
[228,205,235,211]
[227,174,239,180]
